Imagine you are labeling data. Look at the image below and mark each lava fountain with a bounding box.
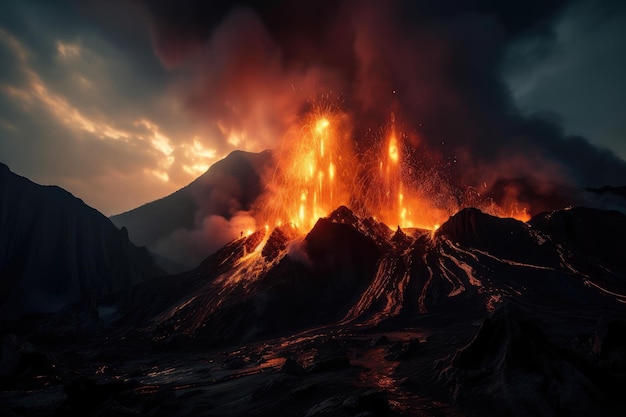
[255,104,530,237]
[258,108,356,231]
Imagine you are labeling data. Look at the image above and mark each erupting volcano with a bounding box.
[259,108,353,231]
[253,103,531,248]
[2,0,626,416]
[4,117,626,417]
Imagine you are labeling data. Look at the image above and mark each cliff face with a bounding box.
[0,163,162,319]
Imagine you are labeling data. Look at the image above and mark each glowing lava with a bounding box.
[258,110,354,231]
[256,106,533,239]
[380,115,413,228]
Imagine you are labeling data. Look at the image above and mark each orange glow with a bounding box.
[255,106,533,238]
[350,114,451,230]
[258,109,354,231]
[493,205,531,222]
[388,133,399,164]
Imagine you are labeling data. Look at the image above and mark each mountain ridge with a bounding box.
[110,149,273,268]
[0,162,163,320]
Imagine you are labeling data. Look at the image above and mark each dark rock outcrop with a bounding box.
[441,304,620,416]
[529,207,626,268]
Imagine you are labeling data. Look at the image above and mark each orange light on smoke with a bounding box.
[254,107,533,237]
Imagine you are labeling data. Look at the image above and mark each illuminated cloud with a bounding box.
[0,19,228,215]
[181,138,217,175]
[2,0,626,220]
[56,40,81,59]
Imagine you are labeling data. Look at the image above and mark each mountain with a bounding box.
[110,150,273,268]
[587,185,626,200]
[3,203,626,416]
[105,206,625,345]
[0,163,162,320]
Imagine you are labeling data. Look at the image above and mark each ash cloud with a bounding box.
[142,0,626,215]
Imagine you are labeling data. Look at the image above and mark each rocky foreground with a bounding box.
[2,206,626,416]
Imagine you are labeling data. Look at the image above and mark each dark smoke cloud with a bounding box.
[142,0,626,216]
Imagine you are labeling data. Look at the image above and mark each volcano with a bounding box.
[3,0,626,414]
[2,158,626,416]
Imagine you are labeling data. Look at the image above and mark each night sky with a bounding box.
[1,0,625,216]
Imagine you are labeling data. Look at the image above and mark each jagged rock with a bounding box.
[305,218,380,275]
[262,225,300,261]
[390,226,411,248]
[307,356,351,374]
[0,335,53,379]
[436,208,552,264]
[328,205,360,226]
[243,230,266,253]
[530,207,626,268]
[281,358,306,376]
[593,316,626,372]
[328,206,393,251]
[55,377,138,417]
[441,304,617,416]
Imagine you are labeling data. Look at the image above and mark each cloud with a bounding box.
[159,8,345,154]
[2,0,626,222]
[504,0,626,160]
[136,0,626,217]
[0,2,232,215]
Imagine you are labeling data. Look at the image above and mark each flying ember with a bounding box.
[258,109,355,231]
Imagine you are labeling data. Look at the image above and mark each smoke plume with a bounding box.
[142,0,626,222]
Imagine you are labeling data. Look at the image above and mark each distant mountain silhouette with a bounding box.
[0,163,162,320]
[110,150,272,268]
[587,185,626,200]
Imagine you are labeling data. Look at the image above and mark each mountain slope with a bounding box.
[4,205,626,417]
[110,150,272,268]
[0,163,162,320]
[100,206,626,349]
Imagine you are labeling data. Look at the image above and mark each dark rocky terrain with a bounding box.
[2,199,626,416]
